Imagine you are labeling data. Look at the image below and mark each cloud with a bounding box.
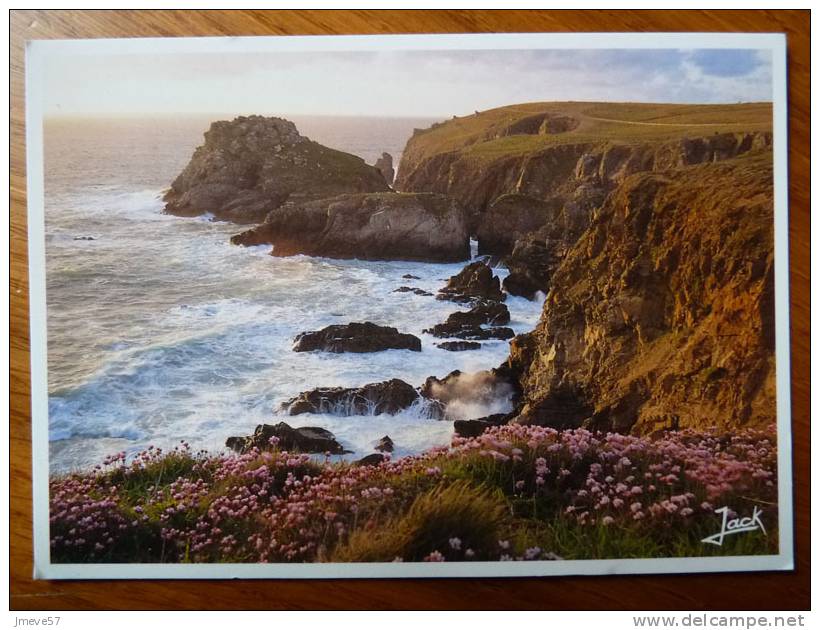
[687,49,764,77]
[41,47,774,117]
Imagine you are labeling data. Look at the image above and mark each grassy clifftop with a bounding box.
[402,101,773,164]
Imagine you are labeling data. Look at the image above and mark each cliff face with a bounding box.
[396,102,773,260]
[163,116,389,223]
[505,151,775,434]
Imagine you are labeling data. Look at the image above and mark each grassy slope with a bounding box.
[404,101,773,163]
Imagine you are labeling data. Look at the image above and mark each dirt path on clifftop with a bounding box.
[583,115,736,127]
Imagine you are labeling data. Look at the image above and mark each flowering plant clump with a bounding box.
[49,425,778,564]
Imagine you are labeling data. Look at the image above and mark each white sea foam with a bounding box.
[44,117,546,473]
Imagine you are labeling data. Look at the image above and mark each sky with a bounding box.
[42,48,773,119]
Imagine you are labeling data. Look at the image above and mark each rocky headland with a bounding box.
[49,103,780,566]
[166,103,775,445]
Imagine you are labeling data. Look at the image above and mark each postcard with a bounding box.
[25,32,792,579]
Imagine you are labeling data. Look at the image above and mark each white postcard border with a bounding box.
[25,31,793,580]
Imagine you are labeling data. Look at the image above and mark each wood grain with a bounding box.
[9,9,810,610]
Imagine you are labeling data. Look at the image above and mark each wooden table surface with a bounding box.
[9,9,810,610]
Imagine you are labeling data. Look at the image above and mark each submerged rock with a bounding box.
[293,322,422,353]
[226,422,347,455]
[435,261,504,303]
[282,379,419,416]
[164,115,389,223]
[232,192,470,263]
[393,286,433,296]
[402,274,421,280]
[436,341,482,352]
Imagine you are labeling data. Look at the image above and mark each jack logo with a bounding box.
[701,505,766,546]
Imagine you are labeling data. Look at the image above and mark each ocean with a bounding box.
[43,115,545,474]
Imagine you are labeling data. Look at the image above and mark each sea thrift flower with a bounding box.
[524,547,542,560]
[49,423,778,563]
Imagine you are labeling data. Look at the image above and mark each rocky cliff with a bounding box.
[163,116,389,223]
[505,151,776,434]
[231,192,470,262]
[396,102,776,435]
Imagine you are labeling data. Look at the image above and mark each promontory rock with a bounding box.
[292,322,422,353]
[282,379,420,416]
[231,192,470,263]
[163,116,389,223]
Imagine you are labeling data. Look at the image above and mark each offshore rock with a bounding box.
[293,322,422,353]
[355,453,388,467]
[436,341,482,352]
[424,301,513,340]
[226,422,347,455]
[375,435,395,453]
[420,369,516,421]
[282,379,420,416]
[435,261,504,303]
